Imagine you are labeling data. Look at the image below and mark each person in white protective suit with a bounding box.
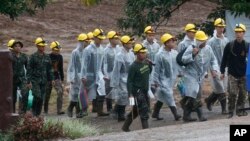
[142,26,160,96]
[205,18,229,114]
[177,23,197,52]
[67,33,90,118]
[151,33,182,121]
[81,28,109,117]
[181,30,219,122]
[110,35,135,122]
[103,31,122,112]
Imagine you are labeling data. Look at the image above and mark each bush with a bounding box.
[13,112,64,141]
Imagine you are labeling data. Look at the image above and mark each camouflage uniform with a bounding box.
[27,51,54,116]
[221,40,249,117]
[11,51,28,113]
[44,53,64,114]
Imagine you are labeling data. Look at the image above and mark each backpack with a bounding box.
[176,45,195,66]
[229,40,249,57]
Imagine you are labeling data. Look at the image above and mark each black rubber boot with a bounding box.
[122,114,133,132]
[170,106,182,121]
[228,112,234,118]
[97,101,109,117]
[118,105,126,122]
[141,119,149,129]
[183,108,197,122]
[204,92,218,111]
[220,99,228,115]
[76,102,83,118]
[196,107,207,122]
[106,98,113,112]
[67,101,75,118]
[92,99,97,113]
[152,101,163,120]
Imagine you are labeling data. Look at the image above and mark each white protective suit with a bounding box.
[153,48,180,106]
[181,44,219,98]
[80,42,106,100]
[110,47,135,105]
[142,39,161,98]
[177,35,195,52]
[67,42,84,102]
[103,43,122,98]
[207,31,229,94]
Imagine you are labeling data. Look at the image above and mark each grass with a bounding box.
[45,117,100,139]
[0,131,14,141]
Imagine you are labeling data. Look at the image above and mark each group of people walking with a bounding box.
[8,18,250,132]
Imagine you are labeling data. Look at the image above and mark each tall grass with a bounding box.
[45,118,100,139]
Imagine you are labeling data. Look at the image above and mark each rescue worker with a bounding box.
[177,23,196,52]
[142,26,160,97]
[122,43,152,132]
[67,33,89,118]
[81,28,109,117]
[8,39,28,114]
[27,37,55,116]
[151,33,182,121]
[181,31,219,122]
[103,31,122,113]
[44,41,65,115]
[110,35,135,121]
[221,23,249,118]
[205,18,229,114]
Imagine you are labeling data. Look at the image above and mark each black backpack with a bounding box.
[176,45,195,66]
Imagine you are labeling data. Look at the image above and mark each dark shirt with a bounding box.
[127,60,152,97]
[49,53,64,81]
[220,40,249,78]
[11,52,28,84]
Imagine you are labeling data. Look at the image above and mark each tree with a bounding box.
[116,0,250,36]
[0,0,47,20]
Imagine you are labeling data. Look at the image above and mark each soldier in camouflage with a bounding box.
[7,39,28,114]
[27,37,55,116]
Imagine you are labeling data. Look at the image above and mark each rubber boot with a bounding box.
[97,101,109,117]
[67,101,75,118]
[170,106,182,121]
[122,115,133,132]
[111,104,118,119]
[76,102,83,118]
[228,112,234,118]
[204,92,218,111]
[248,95,250,107]
[106,98,113,112]
[92,99,97,113]
[196,107,207,122]
[118,105,126,122]
[141,119,149,129]
[151,101,163,120]
[183,108,197,122]
[220,99,228,114]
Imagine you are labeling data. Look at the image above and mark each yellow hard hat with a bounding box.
[78,33,89,41]
[50,41,61,50]
[214,18,226,27]
[93,28,106,40]
[7,39,23,50]
[120,35,134,44]
[144,26,155,34]
[107,31,119,39]
[133,43,147,53]
[195,30,208,41]
[35,37,47,46]
[184,23,196,32]
[235,23,246,32]
[87,32,94,39]
[161,33,174,43]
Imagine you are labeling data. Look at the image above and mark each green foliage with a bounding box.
[81,0,102,6]
[13,112,64,141]
[0,0,47,20]
[62,118,100,139]
[117,0,189,36]
[0,131,14,141]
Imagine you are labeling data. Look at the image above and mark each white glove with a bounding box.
[129,96,135,106]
